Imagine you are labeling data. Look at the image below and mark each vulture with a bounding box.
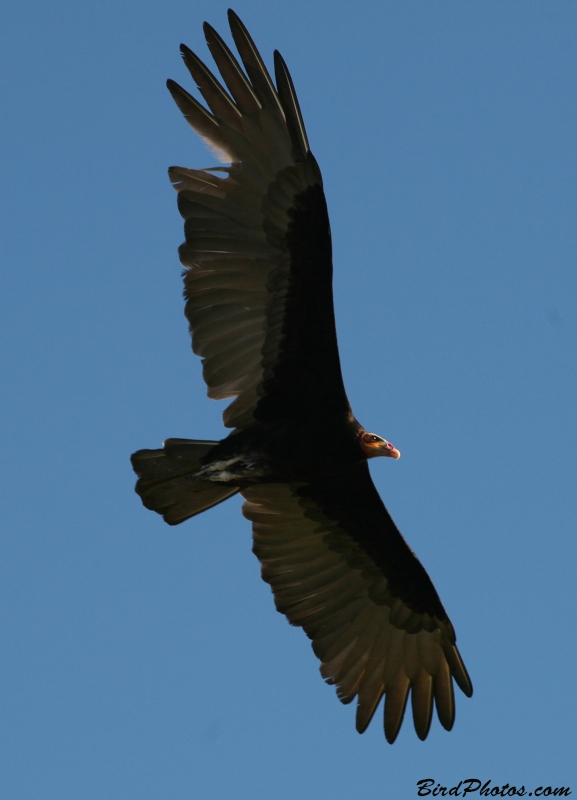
[131,9,472,744]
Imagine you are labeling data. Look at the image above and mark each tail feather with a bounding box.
[131,438,239,525]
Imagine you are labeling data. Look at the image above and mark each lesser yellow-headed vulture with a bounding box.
[131,9,472,743]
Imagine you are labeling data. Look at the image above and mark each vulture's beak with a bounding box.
[379,442,401,459]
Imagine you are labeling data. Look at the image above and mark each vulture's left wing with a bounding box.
[242,471,472,743]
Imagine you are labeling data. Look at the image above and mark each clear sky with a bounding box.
[1,1,576,797]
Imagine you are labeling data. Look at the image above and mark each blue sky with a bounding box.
[1,1,576,797]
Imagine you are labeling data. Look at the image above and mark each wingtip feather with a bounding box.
[227,9,284,115]
[411,672,434,741]
[273,50,309,160]
[383,671,410,744]
[203,20,262,114]
[165,78,234,162]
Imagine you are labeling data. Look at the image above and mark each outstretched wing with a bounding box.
[168,11,349,429]
[241,469,472,743]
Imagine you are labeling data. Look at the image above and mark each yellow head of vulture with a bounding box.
[360,431,401,460]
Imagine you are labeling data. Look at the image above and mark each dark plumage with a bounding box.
[131,9,472,744]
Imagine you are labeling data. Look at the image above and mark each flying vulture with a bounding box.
[131,9,472,743]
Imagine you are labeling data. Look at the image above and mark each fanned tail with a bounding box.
[131,438,239,525]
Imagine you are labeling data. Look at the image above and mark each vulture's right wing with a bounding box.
[168,11,350,430]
